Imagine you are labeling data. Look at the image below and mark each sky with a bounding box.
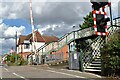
[0,0,120,55]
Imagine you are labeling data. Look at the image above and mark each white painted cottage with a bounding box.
[17,30,58,60]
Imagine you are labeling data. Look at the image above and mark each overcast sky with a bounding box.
[0,0,120,55]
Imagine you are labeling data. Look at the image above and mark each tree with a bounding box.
[81,12,94,29]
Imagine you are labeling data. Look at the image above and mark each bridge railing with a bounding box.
[36,27,94,55]
[36,27,94,64]
[36,17,120,64]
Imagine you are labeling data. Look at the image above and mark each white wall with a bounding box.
[34,42,45,50]
[17,42,45,53]
[31,42,45,52]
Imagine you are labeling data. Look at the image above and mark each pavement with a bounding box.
[0,64,119,80]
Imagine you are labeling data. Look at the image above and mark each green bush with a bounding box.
[101,31,120,77]
[6,54,27,66]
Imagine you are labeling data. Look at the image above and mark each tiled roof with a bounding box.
[31,31,45,42]
[42,35,58,43]
[18,30,59,45]
[18,35,27,45]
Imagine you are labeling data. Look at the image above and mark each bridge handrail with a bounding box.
[36,17,120,55]
[36,27,94,54]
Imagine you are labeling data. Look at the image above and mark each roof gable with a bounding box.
[18,30,59,44]
[29,30,45,42]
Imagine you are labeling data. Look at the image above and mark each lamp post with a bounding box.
[109,3,113,26]
[15,31,17,64]
[15,31,17,53]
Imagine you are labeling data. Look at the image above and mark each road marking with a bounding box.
[47,67,54,69]
[13,73,26,79]
[85,72,101,78]
[4,68,9,72]
[60,69,82,73]
[60,69,101,78]
[46,69,85,78]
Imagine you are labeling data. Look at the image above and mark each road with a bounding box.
[0,65,103,80]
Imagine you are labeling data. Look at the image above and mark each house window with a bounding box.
[24,44,30,49]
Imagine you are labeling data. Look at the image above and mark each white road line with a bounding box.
[4,68,9,72]
[47,67,54,69]
[60,69,101,78]
[46,69,85,78]
[60,69,66,70]
[85,73,101,78]
[60,69,82,73]
[13,73,25,79]
[69,70,82,73]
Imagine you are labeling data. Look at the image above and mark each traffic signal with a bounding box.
[96,14,110,33]
[91,0,109,10]
[93,11,110,35]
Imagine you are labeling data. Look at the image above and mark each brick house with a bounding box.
[17,30,59,60]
